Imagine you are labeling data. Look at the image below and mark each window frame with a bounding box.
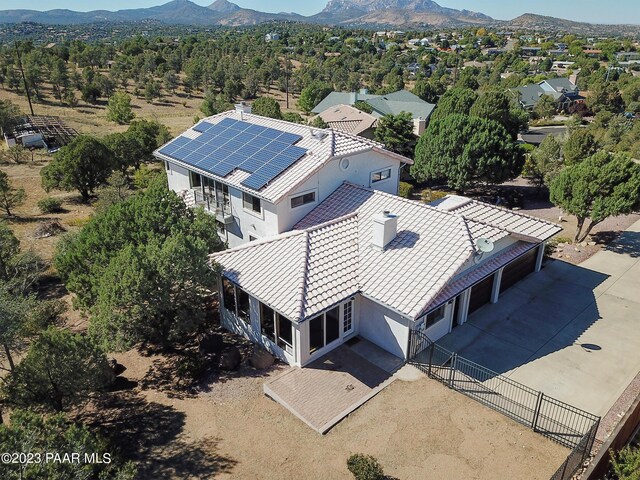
[235,287,250,323]
[370,167,392,185]
[260,303,276,342]
[343,300,354,335]
[242,192,262,215]
[290,190,316,209]
[308,305,342,354]
[424,305,446,330]
[222,278,236,314]
[189,171,202,188]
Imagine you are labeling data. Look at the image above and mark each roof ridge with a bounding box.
[332,128,384,149]
[209,228,305,259]
[297,230,312,319]
[464,199,560,228]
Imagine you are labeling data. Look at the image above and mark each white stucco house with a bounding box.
[154,108,410,248]
[211,183,561,367]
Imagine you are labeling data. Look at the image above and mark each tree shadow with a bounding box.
[594,230,640,258]
[78,391,236,478]
[35,274,69,301]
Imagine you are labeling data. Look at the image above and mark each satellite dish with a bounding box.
[476,237,495,253]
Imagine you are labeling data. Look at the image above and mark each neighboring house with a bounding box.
[212,183,560,367]
[316,104,378,139]
[512,78,584,111]
[154,108,411,248]
[312,89,435,136]
[264,33,280,42]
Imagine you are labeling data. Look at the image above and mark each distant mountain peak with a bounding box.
[208,0,241,13]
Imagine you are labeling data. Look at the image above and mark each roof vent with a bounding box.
[310,128,328,141]
[372,210,398,251]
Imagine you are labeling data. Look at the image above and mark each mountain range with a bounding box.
[0,0,633,29]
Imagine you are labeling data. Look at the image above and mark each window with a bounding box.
[190,171,201,188]
[222,278,236,313]
[215,181,230,211]
[216,220,226,235]
[424,305,446,329]
[277,314,293,350]
[243,192,262,214]
[343,301,353,334]
[236,288,250,323]
[260,303,275,342]
[309,316,324,354]
[371,168,392,184]
[290,191,316,209]
[165,161,171,171]
[308,306,341,354]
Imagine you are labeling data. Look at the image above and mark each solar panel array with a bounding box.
[158,118,308,191]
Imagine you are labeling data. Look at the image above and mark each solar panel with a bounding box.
[159,118,307,191]
[158,143,182,156]
[193,121,215,133]
[245,124,267,135]
[258,128,281,140]
[281,145,308,159]
[276,132,303,144]
[241,174,271,191]
[217,118,239,128]
[211,161,236,177]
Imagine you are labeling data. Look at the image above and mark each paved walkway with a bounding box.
[437,219,640,417]
[264,339,402,433]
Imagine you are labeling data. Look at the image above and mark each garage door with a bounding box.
[468,274,494,314]
[500,247,538,294]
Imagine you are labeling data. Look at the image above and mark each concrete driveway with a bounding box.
[437,219,640,417]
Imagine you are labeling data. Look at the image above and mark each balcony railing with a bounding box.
[193,189,233,223]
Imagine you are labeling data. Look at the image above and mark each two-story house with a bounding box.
[154,107,411,247]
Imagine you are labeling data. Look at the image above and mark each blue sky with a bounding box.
[0,0,638,24]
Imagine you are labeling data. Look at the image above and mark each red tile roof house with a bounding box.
[156,109,560,367]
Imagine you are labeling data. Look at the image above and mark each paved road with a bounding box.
[437,219,640,416]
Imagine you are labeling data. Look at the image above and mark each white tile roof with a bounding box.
[433,195,561,241]
[154,110,410,204]
[211,214,360,321]
[212,183,557,322]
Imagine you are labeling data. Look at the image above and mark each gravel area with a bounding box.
[595,371,640,444]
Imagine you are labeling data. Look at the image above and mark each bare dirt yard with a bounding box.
[97,349,568,480]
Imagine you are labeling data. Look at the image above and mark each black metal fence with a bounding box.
[408,329,600,479]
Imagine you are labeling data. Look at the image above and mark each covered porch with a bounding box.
[264,338,403,433]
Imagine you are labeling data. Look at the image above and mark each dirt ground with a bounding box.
[103,349,568,480]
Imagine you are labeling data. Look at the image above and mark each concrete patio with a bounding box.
[437,219,640,417]
[264,338,403,433]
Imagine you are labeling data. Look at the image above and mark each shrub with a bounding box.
[37,197,63,214]
[421,188,448,203]
[346,454,384,480]
[611,446,640,480]
[133,164,163,190]
[398,181,414,198]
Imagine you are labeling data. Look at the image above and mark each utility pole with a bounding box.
[15,41,34,116]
